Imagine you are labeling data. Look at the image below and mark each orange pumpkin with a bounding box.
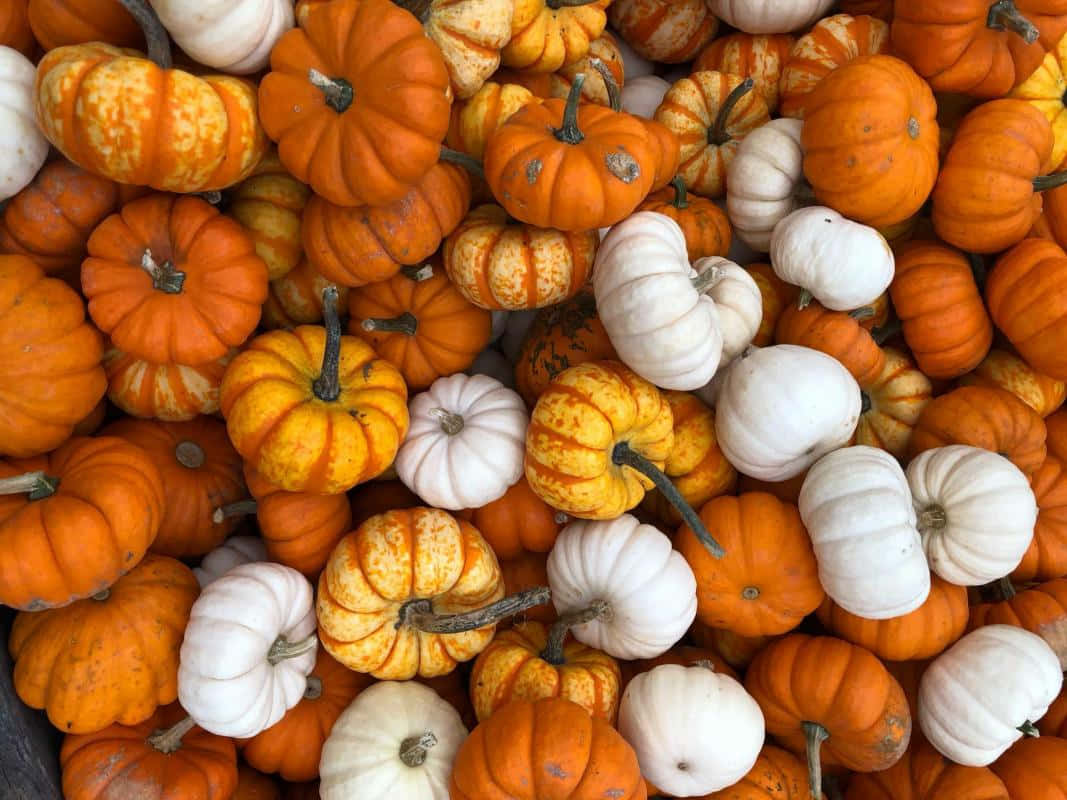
[9,554,198,733]
[1038,688,1067,736]
[302,162,470,288]
[802,55,939,229]
[495,33,626,108]
[503,0,612,74]
[693,33,795,114]
[0,0,34,56]
[258,0,452,207]
[1032,179,1067,249]
[1013,453,1067,582]
[27,0,140,51]
[499,551,557,626]
[959,350,1066,418]
[349,479,420,528]
[690,622,777,671]
[637,176,732,262]
[747,262,800,347]
[990,736,1067,797]
[704,745,814,800]
[737,472,808,505]
[968,577,1067,656]
[1049,408,1067,460]
[465,475,565,560]
[347,262,491,391]
[261,259,351,330]
[608,0,718,63]
[775,302,887,386]
[620,645,739,689]
[0,436,166,611]
[234,766,281,800]
[855,348,933,460]
[82,194,269,365]
[60,702,238,800]
[101,417,245,559]
[103,346,235,422]
[447,81,543,160]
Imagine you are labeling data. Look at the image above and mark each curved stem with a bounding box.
[141,249,185,294]
[612,442,724,558]
[1018,720,1040,737]
[987,0,1039,43]
[361,312,418,336]
[212,499,257,524]
[117,0,172,68]
[709,78,754,147]
[554,74,586,145]
[668,175,689,209]
[430,408,465,436]
[309,69,354,113]
[304,675,324,700]
[540,600,611,665]
[267,633,318,665]
[871,318,902,346]
[588,57,620,112]
[797,289,814,310]
[691,265,724,294]
[313,286,342,402]
[439,147,485,179]
[0,471,60,500]
[849,307,875,321]
[803,721,830,800]
[1034,172,1067,192]
[147,715,196,754]
[397,586,551,634]
[399,732,438,767]
[174,441,205,469]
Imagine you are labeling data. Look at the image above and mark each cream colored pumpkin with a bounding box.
[193,536,268,588]
[0,46,48,201]
[693,257,763,363]
[709,0,835,33]
[621,75,672,119]
[608,0,719,63]
[418,0,515,99]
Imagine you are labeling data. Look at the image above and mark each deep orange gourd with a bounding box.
[349,479,420,528]
[747,263,800,347]
[9,554,198,734]
[802,55,939,229]
[703,745,813,800]
[103,347,235,422]
[1038,689,1067,736]
[347,263,491,391]
[620,645,739,689]
[27,0,140,50]
[0,255,106,458]
[890,240,993,379]
[0,1,34,56]
[959,350,1066,418]
[60,702,238,800]
[968,577,1067,650]
[0,436,166,611]
[1013,453,1067,582]
[450,697,646,800]
[1049,408,1067,459]
[987,237,1067,381]
[990,737,1067,797]
[499,551,557,626]
[637,177,732,262]
[258,0,452,208]
[261,259,351,331]
[775,302,887,386]
[465,475,565,560]
[694,33,795,114]
[82,194,269,366]
[234,766,281,800]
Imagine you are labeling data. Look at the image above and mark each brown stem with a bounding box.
[313,286,342,402]
[871,318,902,346]
[399,732,438,767]
[147,715,196,754]
[430,408,465,435]
[803,721,830,800]
[797,288,814,310]
[174,441,205,469]
[540,600,611,665]
[309,69,354,113]
[588,57,620,112]
[987,0,1039,43]
[267,633,318,665]
[1034,171,1067,192]
[917,505,948,533]
[849,307,875,321]
[439,147,485,179]
[396,586,551,634]
[361,312,418,336]
[554,74,586,145]
[0,471,60,500]
[304,675,324,700]
[116,0,173,69]
[212,499,258,524]
[141,249,185,294]
[401,264,434,282]
[668,175,689,209]
[1018,720,1040,737]
[995,576,1017,601]
[709,78,754,147]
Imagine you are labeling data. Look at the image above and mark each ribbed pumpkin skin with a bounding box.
[465,475,563,560]
[1013,454,1067,582]
[990,737,1067,798]
[1038,689,1067,736]
[608,0,719,63]
[694,33,795,113]
[959,350,1066,418]
[0,1,34,56]
[27,0,141,51]
[103,347,234,422]
[968,578,1067,649]
[855,348,933,460]
[775,302,886,386]
[704,745,812,800]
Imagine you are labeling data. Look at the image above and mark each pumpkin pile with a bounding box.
[6,0,1067,798]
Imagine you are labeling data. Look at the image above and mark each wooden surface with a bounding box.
[0,608,63,800]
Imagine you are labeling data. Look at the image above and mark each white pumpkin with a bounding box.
[919,625,1063,766]
[319,680,467,800]
[726,117,805,252]
[620,74,672,118]
[594,212,724,391]
[465,346,515,388]
[709,0,835,33]
[178,562,317,738]
[611,29,655,78]
[715,345,862,481]
[694,257,762,363]
[0,46,48,201]
[193,535,268,588]
[547,514,697,660]
[618,664,765,796]
[770,206,895,311]
[799,446,930,619]
[395,373,528,509]
[906,445,1037,586]
[150,0,294,75]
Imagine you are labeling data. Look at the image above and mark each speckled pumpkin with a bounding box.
[960,350,1066,418]
[855,347,933,460]
[260,259,351,331]
[694,33,795,114]
[103,346,235,422]
[502,0,612,73]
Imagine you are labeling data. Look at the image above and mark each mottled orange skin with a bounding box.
[776,302,887,386]
[960,349,1066,418]
[103,346,235,422]
[503,0,612,73]
[525,360,674,519]
[0,436,166,611]
[497,33,625,108]
[9,555,198,734]
[448,81,543,160]
[608,0,718,64]
[261,259,351,331]
[1013,454,1067,582]
[705,745,814,800]
[746,262,800,347]
[470,621,621,722]
[856,348,933,460]
[464,475,563,560]
[968,578,1067,647]
[694,33,795,114]
[316,508,505,679]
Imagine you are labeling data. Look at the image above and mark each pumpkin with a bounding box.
[464,475,564,559]
[715,345,862,481]
[690,622,775,671]
[969,577,1067,659]
[1049,407,1067,459]
[193,536,267,588]
[547,514,698,660]
[302,163,470,288]
[320,680,468,800]
[27,0,140,50]
[60,703,238,800]
[890,240,993,379]
[620,74,671,118]
[0,46,48,202]
[234,766,280,800]
[349,479,420,528]
[178,562,317,739]
[855,347,933,460]
[779,14,892,119]
[676,492,823,637]
[746,262,801,346]
[1033,179,1067,247]
[608,0,718,63]
[987,237,1067,381]
[704,745,814,800]
[495,32,626,108]
[931,99,1057,254]
[221,288,410,494]
[622,644,738,688]
[618,664,765,796]
[694,33,795,114]
[654,71,772,199]
[499,551,557,625]
[469,619,621,722]
[348,263,490,391]
[1013,453,1067,582]
[447,81,542,160]
[960,350,1066,418]
[0,1,33,57]
[919,624,1062,765]
[443,204,596,311]
[0,436,166,610]
[261,259,351,330]
[745,633,912,799]
[908,445,1038,586]
[775,302,887,386]
[990,736,1067,797]
[502,0,611,73]
[638,177,732,262]
[514,290,617,407]
[701,259,764,363]
[101,417,244,559]
[908,385,1047,477]
[0,255,107,457]
[258,0,451,207]
[484,77,659,231]
[1038,688,1067,735]
[709,0,835,33]
[103,346,234,422]
[82,194,269,365]
[239,651,372,782]
[9,554,198,733]
[1010,34,1067,171]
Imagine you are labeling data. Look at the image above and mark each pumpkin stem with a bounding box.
[849,307,875,321]
[401,263,434,282]
[304,675,324,700]
[860,391,872,414]
[361,312,419,336]
[116,0,173,69]
[553,511,570,525]
[1018,720,1040,737]
[313,286,342,402]
[430,408,465,435]
[741,586,760,600]
[995,576,1018,600]
[1033,171,1067,192]
[174,441,206,469]
[147,715,196,754]
[196,191,223,205]
[797,289,814,310]
[668,176,690,209]
[141,249,186,294]
[212,499,258,524]
[267,633,318,665]
[309,69,354,114]
[588,57,621,112]
[0,471,60,500]
[709,78,755,147]
[399,732,438,767]
[391,0,434,22]
[968,252,988,290]
[554,74,587,145]
[611,442,724,558]
[691,264,724,294]
[397,586,551,634]
[802,721,830,800]
[439,147,486,179]
[917,504,948,533]
[540,600,612,665]
[987,0,1039,43]
[92,589,111,601]
[871,318,902,346]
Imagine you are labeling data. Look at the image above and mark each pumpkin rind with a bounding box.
[990,737,1067,798]
[638,179,732,262]
[27,0,140,50]
[969,577,1067,652]
[261,258,351,331]
[503,0,612,73]
[959,350,1066,418]
[775,301,887,386]
[1013,453,1067,581]
[694,32,795,113]
[465,475,564,559]
[103,347,234,422]
[608,0,719,64]
[855,347,933,460]
[447,80,542,160]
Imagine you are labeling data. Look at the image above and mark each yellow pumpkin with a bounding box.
[959,349,1067,418]
[855,347,934,459]
[502,0,611,73]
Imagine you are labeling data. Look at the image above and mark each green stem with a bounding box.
[0,471,60,500]
[668,176,689,209]
[396,586,551,633]
[539,601,611,665]
[313,287,342,402]
[803,721,830,800]
[141,249,185,294]
[996,576,1017,600]
[439,147,485,179]
[430,408,465,435]
[267,633,318,665]
[147,715,196,754]
[554,74,586,145]
[1033,171,1067,192]
[987,0,1039,43]
[361,312,418,336]
[849,307,875,321]
[797,288,814,310]
[116,0,173,69]
[1018,720,1040,737]
[709,78,754,147]
[309,69,354,113]
[691,265,724,294]
[587,57,620,112]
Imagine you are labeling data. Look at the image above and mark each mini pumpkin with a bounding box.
[0,1,34,56]
[103,347,235,422]
[502,0,611,73]
[855,347,934,460]
[968,577,1067,659]
[446,80,542,160]
[960,350,1067,418]
[1010,33,1067,171]
[464,475,566,559]
[609,0,719,63]
[261,259,351,330]
[709,0,835,33]
[1,46,51,202]
[775,301,887,386]
[1013,453,1067,582]
[990,736,1067,797]
[638,176,733,262]
[746,262,801,346]
[27,0,140,50]
[694,32,795,113]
